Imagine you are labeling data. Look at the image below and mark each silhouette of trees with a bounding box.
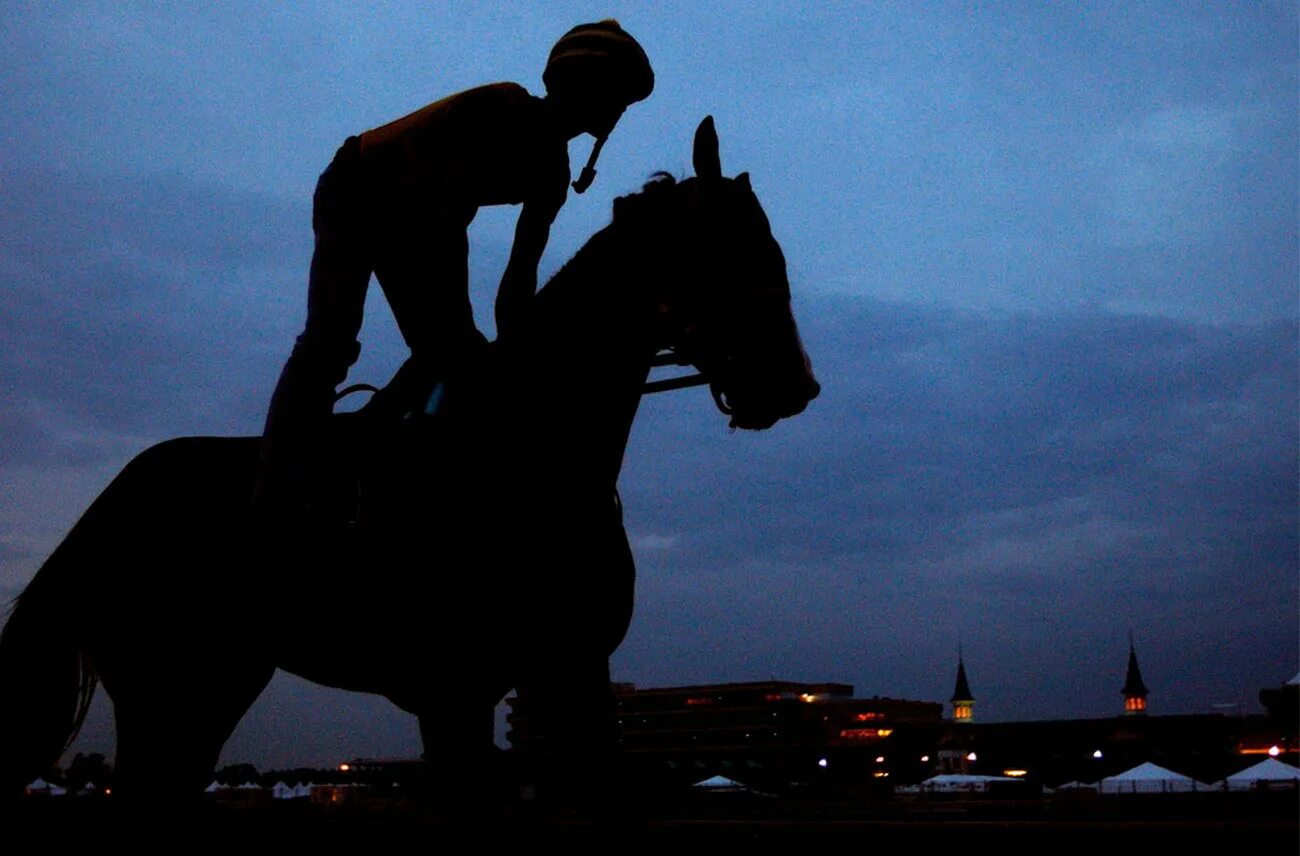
[216,763,260,786]
[65,752,112,792]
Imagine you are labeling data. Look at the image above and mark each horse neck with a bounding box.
[494,218,662,489]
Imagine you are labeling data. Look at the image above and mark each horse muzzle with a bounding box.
[711,362,820,431]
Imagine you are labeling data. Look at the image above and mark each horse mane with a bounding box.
[534,172,684,308]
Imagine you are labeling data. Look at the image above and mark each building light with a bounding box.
[1240,744,1287,755]
[920,755,930,763]
[1003,769,1028,777]
[817,758,829,768]
[838,728,892,740]
[338,763,351,772]
[872,771,890,778]
[685,697,715,706]
[800,693,817,703]
[875,756,885,764]
[853,712,883,721]
[966,752,977,762]
[1092,750,1103,759]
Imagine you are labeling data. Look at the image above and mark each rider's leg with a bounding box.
[257,138,371,517]
[370,218,488,418]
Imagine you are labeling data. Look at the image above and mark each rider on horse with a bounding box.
[257,20,654,518]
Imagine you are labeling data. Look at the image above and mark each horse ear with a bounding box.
[693,116,721,180]
[736,172,751,189]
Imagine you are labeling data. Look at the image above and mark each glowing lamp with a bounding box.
[966,752,977,762]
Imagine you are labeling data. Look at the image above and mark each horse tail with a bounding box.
[0,549,98,800]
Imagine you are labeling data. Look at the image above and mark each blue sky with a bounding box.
[1,3,1295,768]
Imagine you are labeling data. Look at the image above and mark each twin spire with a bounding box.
[948,634,1150,722]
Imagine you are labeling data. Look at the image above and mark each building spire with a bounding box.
[1121,631,1149,716]
[950,646,975,723]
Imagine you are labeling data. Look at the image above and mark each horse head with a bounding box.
[641,116,820,430]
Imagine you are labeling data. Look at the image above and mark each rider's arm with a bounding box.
[496,197,560,340]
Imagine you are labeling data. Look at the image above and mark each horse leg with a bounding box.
[415,682,503,822]
[108,662,275,805]
[515,653,622,818]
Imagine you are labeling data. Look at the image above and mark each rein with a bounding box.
[643,350,708,395]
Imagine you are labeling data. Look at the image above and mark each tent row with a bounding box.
[205,780,316,799]
[893,759,1300,794]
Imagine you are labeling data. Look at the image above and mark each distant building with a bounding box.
[1122,637,1150,716]
[950,652,975,724]
[507,680,941,792]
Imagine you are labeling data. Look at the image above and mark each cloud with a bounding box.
[0,168,309,467]
[617,295,1298,718]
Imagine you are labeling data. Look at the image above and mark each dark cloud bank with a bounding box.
[1,170,1295,766]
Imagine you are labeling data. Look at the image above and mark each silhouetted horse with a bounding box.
[0,118,819,807]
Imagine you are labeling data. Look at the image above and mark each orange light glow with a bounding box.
[1240,744,1287,755]
[838,728,893,740]
[338,763,351,772]
[853,712,883,721]
[1124,696,1146,712]
[1003,769,1027,777]
[685,697,715,706]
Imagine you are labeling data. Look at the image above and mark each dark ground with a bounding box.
[7,792,1297,852]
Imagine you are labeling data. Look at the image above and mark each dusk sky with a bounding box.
[2,3,1295,769]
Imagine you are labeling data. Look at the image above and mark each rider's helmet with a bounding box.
[544,19,654,109]
[543,20,654,193]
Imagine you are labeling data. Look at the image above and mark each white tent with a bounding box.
[293,781,314,799]
[1099,762,1211,794]
[692,775,748,791]
[204,780,224,794]
[25,778,68,797]
[912,774,1020,793]
[1223,758,1300,791]
[1048,780,1098,793]
[271,781,296,799]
